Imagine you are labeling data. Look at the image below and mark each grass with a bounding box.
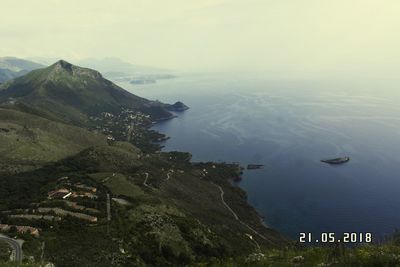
[65,145,142,173]
[0,108,106,174]
[89,172,146,199]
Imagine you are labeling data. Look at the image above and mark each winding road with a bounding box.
[143,172,150,187]
[166,170,173,181]
[212,183,270,242]
[0,234,23,262]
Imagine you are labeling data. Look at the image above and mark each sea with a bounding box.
[119,73,400,241]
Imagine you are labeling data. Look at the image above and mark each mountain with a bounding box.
[0,68,22,83]
[0,60,175,125]
[0,57,44,72]
[0,57,44,83]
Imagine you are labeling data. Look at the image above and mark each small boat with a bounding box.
[321,157,350,164]
[247,164,264,170]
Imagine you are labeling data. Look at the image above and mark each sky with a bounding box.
[1,0,400,77]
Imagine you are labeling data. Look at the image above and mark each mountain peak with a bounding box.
[49,60,74,74]
[54,59,73,69]
[48,60,103,80]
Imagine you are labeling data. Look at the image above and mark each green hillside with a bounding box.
[0,148,288,266]
[0,108,106,174]
[64,144,142,173]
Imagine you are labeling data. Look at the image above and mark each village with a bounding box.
[89,108,169,152]
[89,108,152,142]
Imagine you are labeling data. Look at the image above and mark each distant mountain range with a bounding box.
[76,57,168,74]
[0,57,44,83]
[75,57,177,83]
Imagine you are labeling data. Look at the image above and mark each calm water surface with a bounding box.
[119,74,400,240]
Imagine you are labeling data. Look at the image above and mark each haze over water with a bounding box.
[121,74,400,240]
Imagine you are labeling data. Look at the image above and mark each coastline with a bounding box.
[149,114,289,246]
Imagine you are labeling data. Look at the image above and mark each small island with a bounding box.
[130,78,156,84]
[321,157,350,164]
[247,164,264,170]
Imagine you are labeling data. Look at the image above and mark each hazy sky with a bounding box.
[1,0,399,76]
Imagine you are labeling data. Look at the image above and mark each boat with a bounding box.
[247,164,264,170]
[321,157,350,164]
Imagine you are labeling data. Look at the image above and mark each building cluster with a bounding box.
[1,177,102,239]
[48,179,98,200]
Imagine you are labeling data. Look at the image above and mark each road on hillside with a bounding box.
[0,235,23,262]
[212,183,270,242]
[166,170,173,181]
[143,172,150,187]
